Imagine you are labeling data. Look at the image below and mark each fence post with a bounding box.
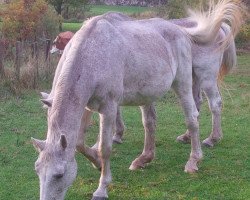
[15,41,21,82]
[45,39,51,61]
[32,42,39,89]
[45,39,51,79]
[0,40,5,78]
[34,42,39,77]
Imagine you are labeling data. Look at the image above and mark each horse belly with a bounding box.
[121,68,174,106]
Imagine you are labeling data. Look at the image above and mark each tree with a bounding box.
[46,0,90,16]
[47,0,64,15]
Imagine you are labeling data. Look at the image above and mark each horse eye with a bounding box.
[54,173,63,179]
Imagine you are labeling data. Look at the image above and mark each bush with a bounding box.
[235,22,250,48]
[38,6,62,39]
[0,0,60,42]
[154,0,204,19]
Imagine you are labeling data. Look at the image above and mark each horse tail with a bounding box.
[218,23,237,80]
[184,0,246,48]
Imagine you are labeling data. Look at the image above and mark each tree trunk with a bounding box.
[0,40,5,78]
[15,41,21,82]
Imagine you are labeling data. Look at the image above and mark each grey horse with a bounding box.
[33,1,244,199]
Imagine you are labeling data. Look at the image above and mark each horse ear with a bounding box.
[41,99,52,108]
[60,134,67,150]
[40,92,49,99]
[31,138,45,152]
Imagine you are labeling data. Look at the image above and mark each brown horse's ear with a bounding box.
[60,134,67,150]
[31,138,45,152]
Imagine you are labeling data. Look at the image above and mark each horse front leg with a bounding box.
[92,102,117,200]
[76,109,101,170]
[92,106,124,151]
[129,104,156,170]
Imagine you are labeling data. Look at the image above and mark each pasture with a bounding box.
[88,5,149,16]
[62,5,150,32]
[0,54,249,199]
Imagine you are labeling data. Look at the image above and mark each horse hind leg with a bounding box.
[129,104,156,170]
[173,79,203,173]
[112,107,125,144]
[76,109,101,170]
[177,76,203,144]
[202,82,223,147]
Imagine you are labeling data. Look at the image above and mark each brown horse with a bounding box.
[50,31,74,54]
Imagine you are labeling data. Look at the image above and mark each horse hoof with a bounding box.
[129,164,140,170]
[202,137,221,148]
[184,158,200,173]
[129,160,145,171]
[176,134,191,144]
[112,135,123,144]
[202,139,214,148]
[184,164,198,174]
[91,196,107,200]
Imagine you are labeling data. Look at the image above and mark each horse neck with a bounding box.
[46,87,89,149]
[47,106,82,149]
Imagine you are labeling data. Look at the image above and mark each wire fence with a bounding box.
[0,38,58,89]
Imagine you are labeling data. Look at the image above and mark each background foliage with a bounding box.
[0,0,60,42]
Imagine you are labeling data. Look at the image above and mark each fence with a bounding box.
[0,38,57,89]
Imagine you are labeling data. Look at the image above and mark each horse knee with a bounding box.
[187,120,199,132]
[210,99,222,114]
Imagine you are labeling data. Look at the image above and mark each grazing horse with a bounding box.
[105,20,238,149]
[32,1,244,199]
[111,20,238,147]
[43,14,238,149]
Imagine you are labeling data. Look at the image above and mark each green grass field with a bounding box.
[89,5,149,16]
[0,54,249,199]
[62,5,150,32]
[62,22,83,32]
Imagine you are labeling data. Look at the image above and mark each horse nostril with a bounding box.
[54,173,63,179]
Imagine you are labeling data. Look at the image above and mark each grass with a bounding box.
[0,5,149,33]
[88,4,149,16]
[62,22,83,32]
[0,54,249,200]
[62,4,150,32]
